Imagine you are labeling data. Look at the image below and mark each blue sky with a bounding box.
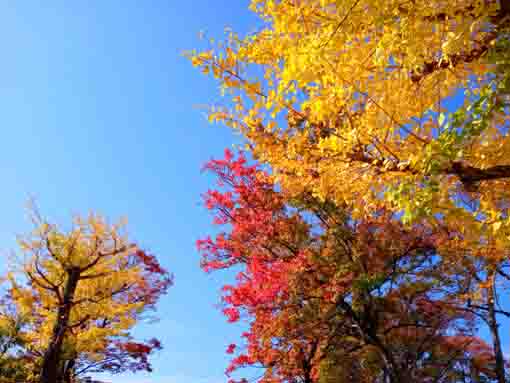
[0,1,259,382]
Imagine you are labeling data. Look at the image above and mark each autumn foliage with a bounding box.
[198,151,506,382]
[0,213,171,383]
[192,1,510,382]
[2,1,509,383]
[189,0,510,256]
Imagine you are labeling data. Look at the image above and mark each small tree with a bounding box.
[3,212,171,383]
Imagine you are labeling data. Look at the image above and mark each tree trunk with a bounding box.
[39,268,80,383]
[487,273,506,383]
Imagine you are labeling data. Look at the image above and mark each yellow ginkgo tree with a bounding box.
[189,0,510,260]
[3,212,171,383]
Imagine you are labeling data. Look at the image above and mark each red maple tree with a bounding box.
[198,150,500,383]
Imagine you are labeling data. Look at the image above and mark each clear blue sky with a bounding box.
[0,2,259,382]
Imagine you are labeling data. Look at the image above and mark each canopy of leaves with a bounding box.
[189,0,510,267]
[198,151,501,383]
[1,213,172,382]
